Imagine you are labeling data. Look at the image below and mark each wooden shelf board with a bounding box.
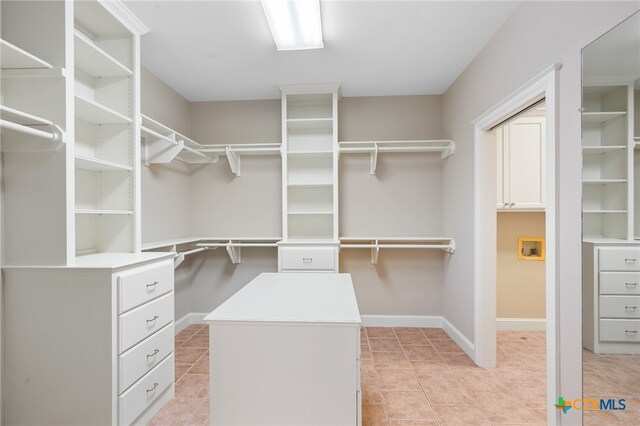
[582,146,626,154]
[582,210,627,214]
[75,95,132,125]
[581,111,626,123]
[75,155,132,172]
[287,182,333,188]
[582,179,627,185]
[1,39,52,70]
[287,118,333,129]
[76,209,133,215]
[74,29,132,77]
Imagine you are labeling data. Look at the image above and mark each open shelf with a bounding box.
[583,210,627,214]
[75,155,132,172]
[74,29,132,78]
[0,38,52,69]
[287,182,333,188]
[287,211,333,215]
[74,0,131,39]
[287,150,333,157]
[582,146,627,154]
[340,237,456,261]
[581,111,626,123]
[75,95,132,125]
[287,118,333,129]
[76,209,133,215]
[582,179,627,184]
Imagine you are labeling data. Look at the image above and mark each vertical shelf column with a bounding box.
[279,84,341,272]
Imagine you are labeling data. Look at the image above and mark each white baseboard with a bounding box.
[360,315,443,328]
[496,318,546,331]
[442,317,475,359]
[174,313,209,334]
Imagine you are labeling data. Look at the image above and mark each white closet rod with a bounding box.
[0,119,59,141]
[198,242,278,248]
[182,145,209,159]
[341,243,452,249]
[340,146,448,153]
[176,247,208,257]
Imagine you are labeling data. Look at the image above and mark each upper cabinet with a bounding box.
[497,115,546,211]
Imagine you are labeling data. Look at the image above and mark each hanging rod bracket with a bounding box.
[226,241,241,263]
[371,239,380,264]
[370,143,379,175]
[441,141,456,159]
[442,239,455,254]
[226,146,241,176]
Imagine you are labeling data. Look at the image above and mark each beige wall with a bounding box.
[497,212,546,319]
[442,2,640,420]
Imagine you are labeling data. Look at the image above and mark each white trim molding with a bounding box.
[174,313,209,334]
[442,317,475,359]
[496,318,547,331]
[472,63,560,425]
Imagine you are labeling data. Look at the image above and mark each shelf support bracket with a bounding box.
[441,141,456,159]
[226,241,241,264]
[370,143,379,175]
[226,146,241,177]
[174,252,185,269]
[442,239,456,254]
[371,240,380,264]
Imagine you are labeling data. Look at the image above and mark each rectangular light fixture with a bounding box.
[261,0,324,51]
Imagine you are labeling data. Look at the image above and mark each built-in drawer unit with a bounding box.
[599,319,640,342]
[118,260,174,313]
[599,296,640,318]
[119,292,174,353]
[119,323,174,393]
[600,247,640,271]
[600,272,640,295]
[279,246,337,271]
[119,354,174,426]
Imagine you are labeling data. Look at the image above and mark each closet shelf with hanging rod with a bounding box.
[340,237,456,264]
[339,140,455,175]
[0,105,63,142]
[141,114,281,175]
[142,237,281,267]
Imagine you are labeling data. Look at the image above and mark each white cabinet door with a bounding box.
[497,116,545,210]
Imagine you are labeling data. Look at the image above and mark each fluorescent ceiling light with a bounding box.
[261,0,323,51]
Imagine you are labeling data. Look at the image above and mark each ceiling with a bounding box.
[124,1,521,102]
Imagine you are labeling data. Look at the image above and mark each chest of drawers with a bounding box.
[583,243,640,354]
[3,253,176,425]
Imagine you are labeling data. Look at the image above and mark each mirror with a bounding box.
[581,10,640,425]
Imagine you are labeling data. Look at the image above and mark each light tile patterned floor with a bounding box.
[149,325,636,425]
[582,349,639,426]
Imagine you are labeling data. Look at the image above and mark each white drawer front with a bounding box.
[599,296,640,319]
[280,247,336,271]
[600,248,640,271]
[600,272,640,295]
[118,260,174,314]
[119,323,174,394]
[119,293,174,353]
[599,319,640,342]
[119,354,174,426]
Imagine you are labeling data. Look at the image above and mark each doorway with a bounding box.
[473,65,559,425]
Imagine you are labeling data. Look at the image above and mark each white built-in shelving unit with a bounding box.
[582,84,634,240]
[340,237,455,264]
[281,85,339,242]
[73,0,141,257]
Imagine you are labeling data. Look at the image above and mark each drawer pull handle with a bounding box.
[302,257,313,264]
[625,330,638,334]
[147,349,160,359]
[146,281,158,289]
[146,315,159,324]
[625,283,639,287]
[624,258,638,264]
[625,306,638,310]
[146,383,159,394]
